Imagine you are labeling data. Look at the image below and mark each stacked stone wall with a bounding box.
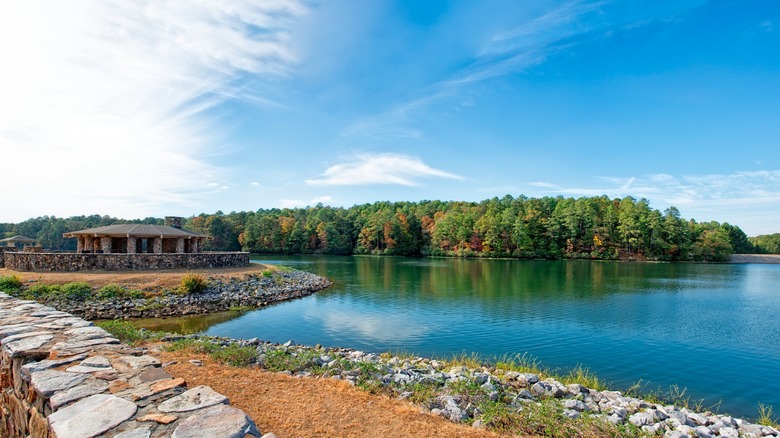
[0,247,19,268]
[0,293,262,437]
[4,252,250,272]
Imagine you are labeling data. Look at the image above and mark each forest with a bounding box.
[1,195,765,262]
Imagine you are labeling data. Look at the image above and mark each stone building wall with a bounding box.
[0,293,262,437]
[4,252,250,272]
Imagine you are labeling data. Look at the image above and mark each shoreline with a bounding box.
[136,332,780,437]
[0,266,332,320]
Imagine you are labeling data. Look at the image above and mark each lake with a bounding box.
[138,255,780,418]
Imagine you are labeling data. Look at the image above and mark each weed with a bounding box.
[210,344,257,367]
[95,320,157,345]
[0,275,22,292]
[59,282,93,301]
[561,365,607,391]
[758,403,778,428]
[405,380,441,404]
[178,273,208,295]
[261,348,321,373]
[261,269,273,278]
[95,284,143,300]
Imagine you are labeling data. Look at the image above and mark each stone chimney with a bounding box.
[164,216,184,229]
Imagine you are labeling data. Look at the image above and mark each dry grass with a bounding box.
[0,264,273,290]
[156,348,503,438]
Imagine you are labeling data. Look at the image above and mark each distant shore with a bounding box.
[729,254,780,264]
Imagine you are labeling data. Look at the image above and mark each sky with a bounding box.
[1,0,778,235]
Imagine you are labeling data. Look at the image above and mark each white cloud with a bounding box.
[250,182,261,186]
[306,153,462,187]
[0,1,307,221]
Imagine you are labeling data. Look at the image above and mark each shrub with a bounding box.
[24,284,60,300]
[96,284,126,300]
[60,282,93,301]
[96,284,146,300]
[0,275,23,292]
[179,273,207,295]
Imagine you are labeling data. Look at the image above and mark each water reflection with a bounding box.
[126,255,780,417]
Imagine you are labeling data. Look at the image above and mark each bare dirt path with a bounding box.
[156,349,504,438]
[0,264,271,290]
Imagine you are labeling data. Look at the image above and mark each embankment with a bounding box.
[0,293,265,438]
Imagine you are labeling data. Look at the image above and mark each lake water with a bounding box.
[140,255,780,418]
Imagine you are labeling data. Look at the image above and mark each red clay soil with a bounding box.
[156,349,504,438]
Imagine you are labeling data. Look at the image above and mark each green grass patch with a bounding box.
[261,348,321,373]
[96,284,145,300]
[0,275,23,292]
[95,320,159,345]
[210,344,257,367]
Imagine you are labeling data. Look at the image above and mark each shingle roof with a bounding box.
[63,224,207,239]
[0,235,36,243]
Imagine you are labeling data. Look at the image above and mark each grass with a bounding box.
[95,283,145,300]
[166,338,257,367]
[96,320,161,345]
[0,274,22,292]
[178,273,208,295]
[758,403,778,428]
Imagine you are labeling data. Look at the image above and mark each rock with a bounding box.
[694,425,713,438]
[118,355,161,369]
[189,359,203,367]
[261,434,279,438]
[150,378,187,393]
[137,413,178,424]
[137,367,173,382]
[114,427,153,438]
[567,383,590,395]
[50,378,111,409]
[563,409,580,419]
[158,385,228,412]
[564,399,589,412]
[66,355,113,373]
[719,427,739,438]
[21,354,87,378]
[30,370,87,396]
[172,404,260,438]
[628,411,655,427]
[48,394,137,438]
[686,412,709,426]
[2,334,53,357]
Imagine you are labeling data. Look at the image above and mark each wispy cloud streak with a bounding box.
[306,153,462,187]
[0,1,306,221]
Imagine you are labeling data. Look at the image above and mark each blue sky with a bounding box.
[1,1,778,235]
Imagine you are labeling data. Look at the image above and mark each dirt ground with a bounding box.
[156,349,503,438]
[0,264,272,290]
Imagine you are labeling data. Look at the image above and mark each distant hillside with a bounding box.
[748,233,780,254]
[2,195,756,262]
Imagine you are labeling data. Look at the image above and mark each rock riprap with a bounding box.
[34,270,332,319]
[0,292,263,438]
[179,336,779,438]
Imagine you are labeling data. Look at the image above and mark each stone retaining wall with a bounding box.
[4,251,250,272]
[0,293,263,437]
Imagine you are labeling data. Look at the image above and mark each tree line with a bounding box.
[3,196,762,261]
[748,234,780,254]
